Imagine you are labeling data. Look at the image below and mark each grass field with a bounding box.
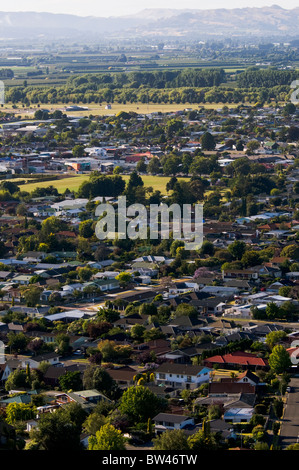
[20,174,191,194]
[2,100,242,118]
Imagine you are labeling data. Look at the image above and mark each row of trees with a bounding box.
[5,84,292,106]
[66,68,226,90]
[237,67,299,88]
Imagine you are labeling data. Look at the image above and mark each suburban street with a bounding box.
[279,377,299,449]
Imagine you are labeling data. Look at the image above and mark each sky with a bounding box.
[1,1,299,18]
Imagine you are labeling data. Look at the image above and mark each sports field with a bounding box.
[20,174,190,194]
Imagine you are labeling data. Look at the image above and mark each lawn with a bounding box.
[20,174,191,195]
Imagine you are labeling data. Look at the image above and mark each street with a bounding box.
[279,377,299,449]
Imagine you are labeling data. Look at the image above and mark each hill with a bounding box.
[0,6,299,42]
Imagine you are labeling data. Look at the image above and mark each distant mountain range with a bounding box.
[1,6,299,43]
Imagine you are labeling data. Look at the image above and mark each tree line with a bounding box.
[4,67,299,105]
[237,67,299,88]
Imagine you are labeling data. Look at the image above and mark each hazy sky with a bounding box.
[2,1,299,17]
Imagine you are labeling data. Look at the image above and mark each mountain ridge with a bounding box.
[0,6,299,41]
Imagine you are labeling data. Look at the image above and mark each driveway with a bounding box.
[279,377,299,449]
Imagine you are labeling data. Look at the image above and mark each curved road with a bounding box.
[279,377,299,449]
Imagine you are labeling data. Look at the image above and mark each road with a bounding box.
[279,377,299,449]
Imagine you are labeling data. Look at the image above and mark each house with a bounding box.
[133,339,172,359]
[72,389,111,405]
[88,278,120,292]
[236,370,260,386]
[162,343,219,365]
[153,413,195,434]
[44,309,95,323]
[199,286,239,298]
[208,381,256,396]
[203,351,269,371]
[0,391,38,407]
[23,251,47,263]
[105,366,136,388]
[54,390,108,413]
[0,358,22,384]
[195,391,256,411]
[21,352,60,369]
[43,363,88,388]
[154,363,212,390]
[223,407,255,423]
[222,269,259,282]
[12,274,34,285]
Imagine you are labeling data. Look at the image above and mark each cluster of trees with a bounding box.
[77,174,126,198]
[66,68,226,90]
[0,68,14,79]
[237,68,299,88]
[251,301,295,322]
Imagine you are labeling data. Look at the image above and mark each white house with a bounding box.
[154,363,212,390]
[21,352,60,369]
[223,408,254,423]
[153,413,195,434]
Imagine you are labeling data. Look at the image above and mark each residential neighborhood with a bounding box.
[0,22,299,452]
[0,99,298,452]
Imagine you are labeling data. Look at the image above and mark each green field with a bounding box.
[2,100,242,119]
[20,174,190,195]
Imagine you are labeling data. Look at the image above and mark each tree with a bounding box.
[30,404,85,450]
[77,266,93,282]
[55,333,71,356]
[147,157,160,175]
[118,385,167,424]
[153,429,189,450]
[269,344,292,375]
[115,272,132,287]
[7,332,29,354]
[83,412,107,435]
[41,216,66,236]
[88,423,126,450]
[83,365,117,397]
[130,324,146,342]
[72,144,85,158]
[136,158,147,173]
[0,180,20,194]
[58,371,83,392]
[273,398,284,419]
[79,219,94,239]
[16,203,28,216]
[246,140,260,155]
[227,240,246,260]
[283,102,296,116]
[265,331,287,350]
[86,321,112,339]
[5,369,28,391]
[241,250,261,268]
[174,303,198,318]
[200,132,215,151]
[21,285,43,307]
[6,402,35,424]
[187,419,219,450]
